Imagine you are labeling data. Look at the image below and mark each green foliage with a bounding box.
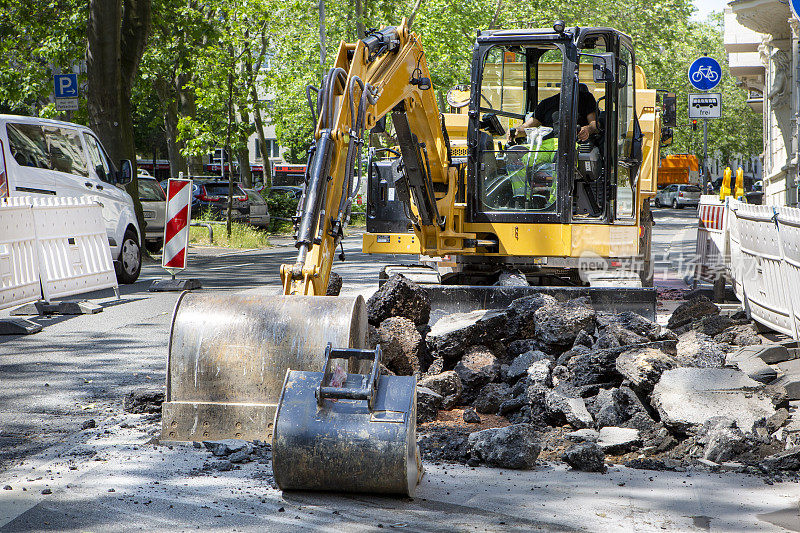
[188,220,272,248]
[0,0,762,171]
[264,190,299,221]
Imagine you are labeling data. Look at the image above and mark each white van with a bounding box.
[0,115,142,283]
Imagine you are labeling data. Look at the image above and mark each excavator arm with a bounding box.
[282,19,466,296]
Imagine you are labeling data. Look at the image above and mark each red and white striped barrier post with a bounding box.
[150,178,201,291]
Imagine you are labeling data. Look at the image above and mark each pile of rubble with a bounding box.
[367,275,800,478]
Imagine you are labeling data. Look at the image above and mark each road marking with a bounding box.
[206,263,254,271]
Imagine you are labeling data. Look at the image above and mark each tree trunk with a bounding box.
[355,0,365,39]
[245,49,272,189]
[87,0,151,243]
[177,72,204,175]
[237,107,253,189]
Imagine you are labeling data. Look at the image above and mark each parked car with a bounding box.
[0,114,141,283]
[137,175,167,253]
[244,188,270,227]
[191,179,249,220]
[654,183,702,209]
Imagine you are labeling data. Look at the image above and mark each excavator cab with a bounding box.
[469,28,641,225]
[365,25,655,290]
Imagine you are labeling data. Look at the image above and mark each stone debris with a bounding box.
[473,382,511,414]
[676,331,726,368]
[615,346,677,393]
[496,269,529,286]
[596,427,641,454]
[427,310,506,363]
[463,407,481,424]
[545,390,593,429]
[377,317,426,375]
[359,290,796,475]
[418,371,462,409]
[416,386,443,424]
[733,356,778,384]
[651,368,776,434]
[562,442,606,473]
[454,346,499,404]
[760,447,800,471]
[773,359,800,400]
[467,424,540,469]
[367,274,431,326]
[534,299,595,346]
[123,390,164,414]
[325,271,342,296]
[565,429,599,443]
[667,296,719,330]
[699,418,750,463]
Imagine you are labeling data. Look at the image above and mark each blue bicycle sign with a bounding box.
[688,57,722,91]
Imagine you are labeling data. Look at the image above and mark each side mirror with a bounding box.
[662,92,677,127]
[591,53,615,83]
[118,159,133,185]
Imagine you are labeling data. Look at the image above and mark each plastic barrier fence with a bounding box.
[0,196,118,307]
[695,196,727,283]
[0,198,40,310]
[732,202,796,338]
[29,197,117,301]
[775,206,800,340]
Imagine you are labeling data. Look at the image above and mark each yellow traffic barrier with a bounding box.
[735,167,745,202]
[719,167,732,201]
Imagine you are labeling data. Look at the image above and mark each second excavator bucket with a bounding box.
[161,292,367,442]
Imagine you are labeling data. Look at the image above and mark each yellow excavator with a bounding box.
[161,20,666,449]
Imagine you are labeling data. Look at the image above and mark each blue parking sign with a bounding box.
[687,57,721,91]
[54,74,78,98]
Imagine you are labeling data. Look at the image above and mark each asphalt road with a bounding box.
[5,209,789,533]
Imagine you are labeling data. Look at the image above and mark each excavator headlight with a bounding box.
[411,76,431,91]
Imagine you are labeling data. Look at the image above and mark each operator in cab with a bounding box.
[508,83,599,143]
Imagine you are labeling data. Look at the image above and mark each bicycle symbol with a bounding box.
[691,66,719,83]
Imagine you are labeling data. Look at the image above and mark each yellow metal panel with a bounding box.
[362,233,421,254]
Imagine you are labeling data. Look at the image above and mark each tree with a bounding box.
[86,0,151,236]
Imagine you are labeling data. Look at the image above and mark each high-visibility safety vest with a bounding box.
[509,135,558,204]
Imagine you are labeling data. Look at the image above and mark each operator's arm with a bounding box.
[508,115,542,142]
[577,111,598,142]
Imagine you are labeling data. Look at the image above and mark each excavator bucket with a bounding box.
[161,292,367,442]
[272,344,421,496]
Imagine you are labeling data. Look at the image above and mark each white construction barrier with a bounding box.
[726,200,745,302]
[694,196,727,283]
[0,198,40,310]
[776,206,800,340]
[733,202,796,338]
[29,197,118,301]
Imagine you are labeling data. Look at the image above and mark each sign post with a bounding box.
[53,74,79,113]
[149,178,201,291]
[688,57,722,191]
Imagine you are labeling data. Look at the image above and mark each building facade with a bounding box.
[724,0,799,206]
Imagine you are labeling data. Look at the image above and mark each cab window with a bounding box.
[477,45,563,214]
[615,44,636,220]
